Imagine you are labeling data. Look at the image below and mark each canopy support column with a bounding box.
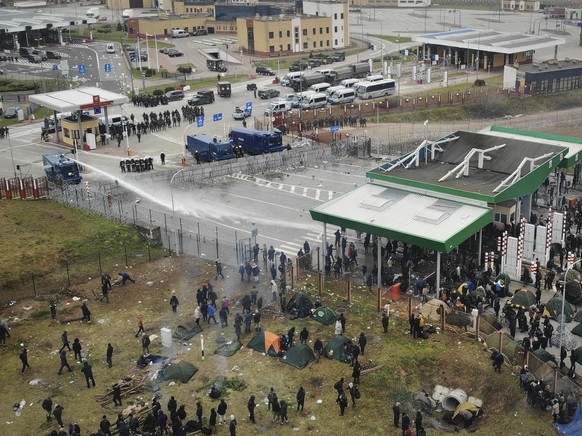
[436,251,441,300]
[103,105,111,141]
[377,236,382,287]
[522,193,532,222]
[322,223,327,289]
[478,229,483,267]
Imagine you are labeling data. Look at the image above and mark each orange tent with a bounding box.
[247,331,282,356]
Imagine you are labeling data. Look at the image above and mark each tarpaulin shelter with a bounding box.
[421,298,449,322]
[247,331,281,356]
[485,331,519,361]
[312,307,337,325]
[280,344,315,369]
[214,339,242,357]
[532,348,558,365]
[453,402,480,419]
[162,360,198,383]
[511,289,536,309]
[572,346,582,364]
[287,292,314,318]
[544,297,575,323]
[323,335,354,363]
[572,323,582,337]
[446,310,472,328]
[565,281,582,305]
[173,319,203,340]
[554,406,582,435]
[480,312,503,331]
[574,311,582,324]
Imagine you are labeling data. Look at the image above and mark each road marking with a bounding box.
[315,189,321,200]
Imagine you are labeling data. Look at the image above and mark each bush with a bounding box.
[474,79,486,87]
[144,68,155,77]
[97,27,112,34]
[153,89,164,96]
[116,22,123,32]
[165,87,175,93]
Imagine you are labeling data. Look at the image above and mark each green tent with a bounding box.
[532,348,558,365]
[173,319,203,340]
[215,339,243,357]
[286,292,314,318]
[544,297,574,323]
[312,307,337,325]
[323,335,354,363]
[511,289,536,309]
[162,360,198,383]
[280,344,315,369]
[247,331,281,356]
[573,346,582,364]
[572,323,582,337]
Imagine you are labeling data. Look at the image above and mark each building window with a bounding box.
[312,28,316,35]
[269,45,275,52]
[341,13,344,19]
[320,41,323,47]
[326,27,329,33]
[334,26,337,32]
[334,13,337,19]
[303,29,307,36]
[313,41,316,48]
[335,39,338,45]
[268,32,274,39]
[326,40,330,46]
[303,42,308,49]
[287,43,291,50]
[279,31,282,38]
[319,27,323,34]
[64,128,70,138]
[287,30,290,37]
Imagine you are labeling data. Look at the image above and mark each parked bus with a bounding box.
[355,79,396,100]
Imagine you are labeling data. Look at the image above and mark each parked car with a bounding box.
[0,53,8,61]
[289,62,308,72]
[123,44,136,52]
[4,107,17,118]
[258,88,280,99]
[232,106,251,120]
[130,53,148,62]
[33,50,48,61]
[307,59,323,68]
[46,50,62,59]
[167,49,184,57]
[159,47,170,54]
[27,54,42,63]
[165,90,185,101]
[188,90,215,106]
[246,83,257,91]
[191,29,208,36]
[256,66,275,76]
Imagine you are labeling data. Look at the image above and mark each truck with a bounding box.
[122,9,134,19]
[42,153,82,184]
[216,81,231,97]
[290,72,327,92]
[324,66,354,84]
[207,59,227,72]
[186,134,235,162]
[86,8,100,19]
[231,128,285,155]
[350,62,371,78]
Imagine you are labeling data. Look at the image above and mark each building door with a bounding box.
[129,0,144,8]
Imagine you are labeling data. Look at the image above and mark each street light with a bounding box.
[146,33,160,72]
[448,9,461,27]
[170,167,187,213]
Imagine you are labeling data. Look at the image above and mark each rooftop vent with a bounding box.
[360,195,393,212]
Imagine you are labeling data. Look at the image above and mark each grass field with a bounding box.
[0,201,553,435]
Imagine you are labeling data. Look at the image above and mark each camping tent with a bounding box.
[173,319,203,340]
[511,289,536,309]
[554,406,582,435]
[323,335,354,363]
[214,339,242,357]
[162,360,198,383]
[452,402,480,419]
[312,307,337,325]
[287,292,314,318]
[575,311,582,324]
[532,348,558,365]
[544,297,575,323]
[572,323,582,338]
[446,311,472,328]
[247,331,281,356]
[572,346,582,364]
[485,331,519,361]
[280,344,315,369]
[565,281,582,305]
[421,298,449,322]
[480,312,502,331]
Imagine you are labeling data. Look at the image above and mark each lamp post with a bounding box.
[7,129,17,178]
[146,33,160,72]
[183,121,200,160]
[170,167,187,214]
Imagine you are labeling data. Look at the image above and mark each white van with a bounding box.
[300,92,327,110]
[106,43,115,54]
[99,114,129,127]
[326,85,345,97]
[341,78,360,88]
[281,71,304,87]
[316,68,333,76]
[366,74,384,82]
[309,82,331,94]
[264,100,290,116]
[171,29,189,38]
[86,8,100,18]
[294,90,316,107]
[328,88,356,105]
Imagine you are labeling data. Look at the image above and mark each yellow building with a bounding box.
[126,15,214,38]
[237,15,345,56]
[105,0,157,11]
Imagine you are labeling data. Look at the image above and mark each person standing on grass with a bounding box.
[106,343,114,368]
[19,346,30,373]
[393,402,401,427]
[229,414,237,436]
[170,291,179,313]
[218,399,228,425]
[42,397,53,422]
[113,383,122,406]
[209,408,217,433]
[279,400,288,424]
[72,338,82,362]
[100,415,112,435]
[248,395,256,424]
[81,361,96,388]
[358,332,367,355]
[53,404,64,429]
[296,386,306,411]
[58,350,72,374]
[336,392,348,416]
[401,412,411,436]
[142,333,151,355]
[81,303,91,322]
[382,312,389,333]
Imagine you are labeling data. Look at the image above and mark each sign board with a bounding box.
[79,64,86,74]
[331,125,339,133]
[104,63,112,73]
[196,115,204,127]
[94,107,101,114]
[213,113,222,122]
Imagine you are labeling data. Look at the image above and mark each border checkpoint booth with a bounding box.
[29,87,129,152]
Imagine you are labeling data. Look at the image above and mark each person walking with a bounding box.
[296,386,305,411]
[72,338,82,362]
[493,351,504,373]
[53,404,64,429]
[393,402,401,427]
[58,349,72,374]
[314,338,323,363]
[415,411,423,436]
[358,332,367,355]
[229,414,237,436]
[160,152,166,165]
[382,312,389,333]
[142,333,151,355]
[279,400,288,424]
[217,399,228,426]
[196,401,203,423]
[107,343,114,368]
[60,330,71,352]
[42,397,53,422]
[348,382,357,408]
[247,395,256,424]
[215,260,225,280]
[100,415,112,435]
[19,346,30,373]
[81,303,91,322]
[208,304,218,324]
[336,392,348,416]
[169,291,179,313]
[334,377,345,395]
[81,361,96,388]
[209,408,217,433]
[113,383,122,406]
[135,315,146,337]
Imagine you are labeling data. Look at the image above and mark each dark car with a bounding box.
[33,50,48,61]
[188,90,215,106]
[46,51,62,59]
[246,83,257,91]
[191,29,208,36]
[130,53,148,62]
[159,47,170,54]
[256,66,275,76]
[307,59,323,68]
[289,62,308,72]
[165,90,185,101]
[27,54,42,63]
[167,49,184,57]
[258,88,280,99]
[0,53,7,61]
